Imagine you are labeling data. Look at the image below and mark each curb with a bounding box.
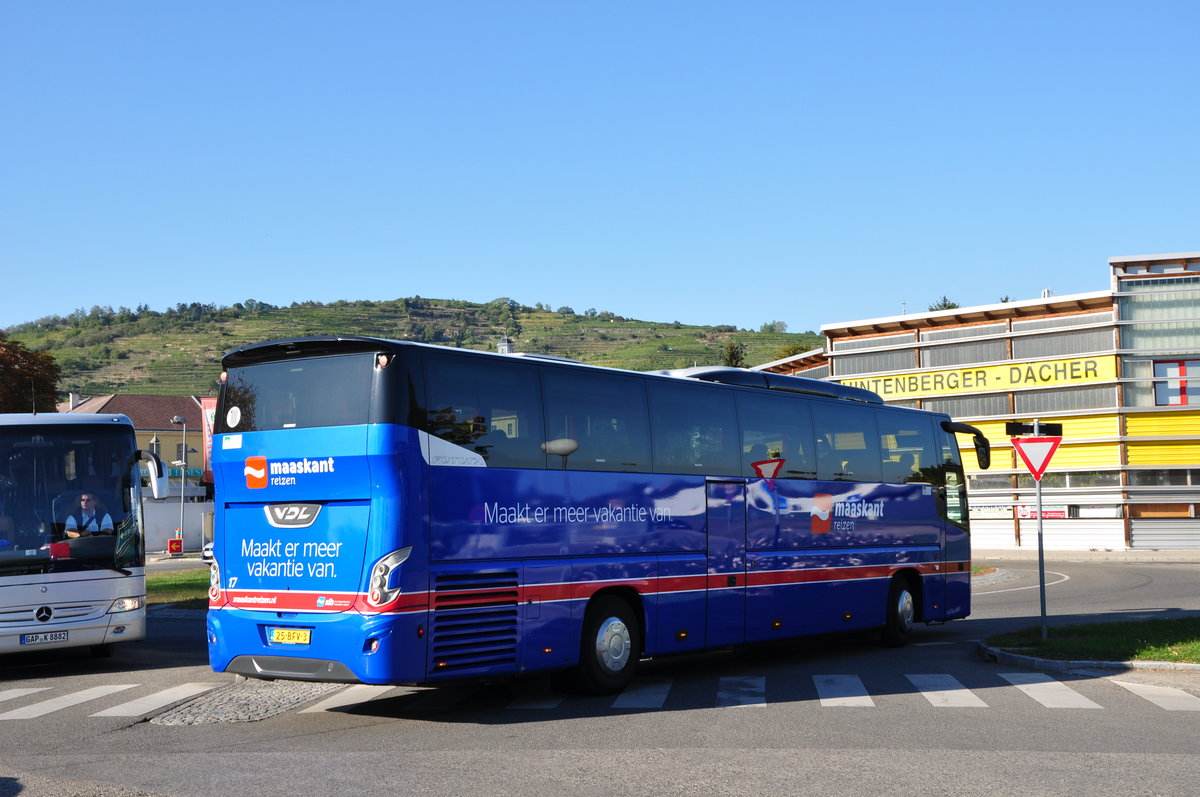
[977,642,1200,673]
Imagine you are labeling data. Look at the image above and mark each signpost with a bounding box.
[1008,420,1063,640]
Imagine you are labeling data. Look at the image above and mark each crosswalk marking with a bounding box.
[611,677,672,709]
[0,685,137,720]
[716,675,766,707]
[91,683,224,717]
[1111,680,1200,711]
[999,672,1102,709]
[906,674,989,707]
[0,688,51,705]
[1,671,1197,720]
[299,684,398,713]
[814,675,875,707]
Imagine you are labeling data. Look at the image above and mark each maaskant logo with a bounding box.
[244,456,336,489]
[810,494,886,534]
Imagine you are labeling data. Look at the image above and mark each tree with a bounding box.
[759,320,788,334]
[776,342,811,359]
[928,296,960,311]
[720,340,747,368]
[0,332,60,412]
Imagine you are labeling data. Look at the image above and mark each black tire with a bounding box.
[90,643,114,658]
[881,576,915,647]
[571,596,640,695]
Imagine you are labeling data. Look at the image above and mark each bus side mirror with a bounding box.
[140,450,169,499]
[940,421,991,470]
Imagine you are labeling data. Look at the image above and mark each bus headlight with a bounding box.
[108,596,145,614]
[366,547,411,608]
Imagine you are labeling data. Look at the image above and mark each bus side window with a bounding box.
[423,354,546,469]
[876,409,940,485]
[648,382,738,475]
[813,402,881,483]
[734,392,816,479]
[541,370,651,472]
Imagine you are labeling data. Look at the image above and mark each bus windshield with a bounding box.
[0,424,144,574]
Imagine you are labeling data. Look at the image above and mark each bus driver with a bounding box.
[64,492,114,537]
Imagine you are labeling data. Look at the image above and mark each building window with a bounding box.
[968,473,1014,490]
[1153,360,1200,406]
[1014,385,1117,414]
[833,349,916,376]
[1130,504,1196,518]
[1129,469,1193,486]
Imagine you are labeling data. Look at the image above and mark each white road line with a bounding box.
[974,570,1070,595]
[612,678,673,709]
[1111,680,1200,711]
[0,685,138,720]
[0,688,51,705]
[91,683,224,717]
[999,672,1102,709]
[906,674,988,707]
[299,684,399,713]
[717,675,766,708]
[813,674,874,707]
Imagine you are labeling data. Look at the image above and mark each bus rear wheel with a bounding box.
[571,596,640,695]
[881,576,915,647]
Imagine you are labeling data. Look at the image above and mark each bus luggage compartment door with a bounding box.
[705,480,746,648]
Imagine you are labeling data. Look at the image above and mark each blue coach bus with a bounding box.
[206,336,990,693]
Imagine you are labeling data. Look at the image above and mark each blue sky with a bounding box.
[2,2,1196,337]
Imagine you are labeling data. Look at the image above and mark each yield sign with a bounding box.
[1011,436,1062,481]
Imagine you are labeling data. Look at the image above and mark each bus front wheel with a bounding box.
[881,577,915,647]
[571,596,640,695]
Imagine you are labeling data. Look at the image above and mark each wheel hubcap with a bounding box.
[897,590,914,632]
[595,616,631,673]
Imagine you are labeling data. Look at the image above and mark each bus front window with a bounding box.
[0,426,142,573]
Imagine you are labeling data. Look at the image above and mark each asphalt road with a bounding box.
[3,558,1200,797]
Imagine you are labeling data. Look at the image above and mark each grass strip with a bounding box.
[147,567,210,610]
[987,617,1200,664]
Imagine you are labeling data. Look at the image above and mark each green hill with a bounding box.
[5,298,821,399]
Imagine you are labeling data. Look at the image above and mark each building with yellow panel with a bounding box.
[756,252,1200,550]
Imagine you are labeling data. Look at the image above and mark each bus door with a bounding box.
[705,480,746,648]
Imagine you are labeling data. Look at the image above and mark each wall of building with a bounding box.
[763,252,1200,550]
[143,498,213,553]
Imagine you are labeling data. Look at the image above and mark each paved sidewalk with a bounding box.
[975,547,1200,564]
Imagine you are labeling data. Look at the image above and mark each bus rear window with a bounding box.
[218,353,376,432]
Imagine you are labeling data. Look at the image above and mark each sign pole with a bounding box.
[1009,419,1061,642]
[1034,419,1048,640]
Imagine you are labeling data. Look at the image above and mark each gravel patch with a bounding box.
[151,678,344,725]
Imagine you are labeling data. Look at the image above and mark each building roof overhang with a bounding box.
[819,290,1114,339]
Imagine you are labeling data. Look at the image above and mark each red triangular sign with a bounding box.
[752,458,785,479]
[1011,436,1062,481]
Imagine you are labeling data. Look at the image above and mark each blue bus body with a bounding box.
[207,337,986,689]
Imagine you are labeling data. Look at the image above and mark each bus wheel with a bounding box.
[573,596,640,695]
[881,577,915,647]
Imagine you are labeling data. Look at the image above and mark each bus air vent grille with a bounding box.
[431,572,520,672]
[432,572,520,610]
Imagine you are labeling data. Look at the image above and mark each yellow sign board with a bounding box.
[840,355,1117,400]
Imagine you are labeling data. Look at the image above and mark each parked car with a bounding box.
[201,540,214,563]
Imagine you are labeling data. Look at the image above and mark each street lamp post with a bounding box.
[170,415,187,543]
